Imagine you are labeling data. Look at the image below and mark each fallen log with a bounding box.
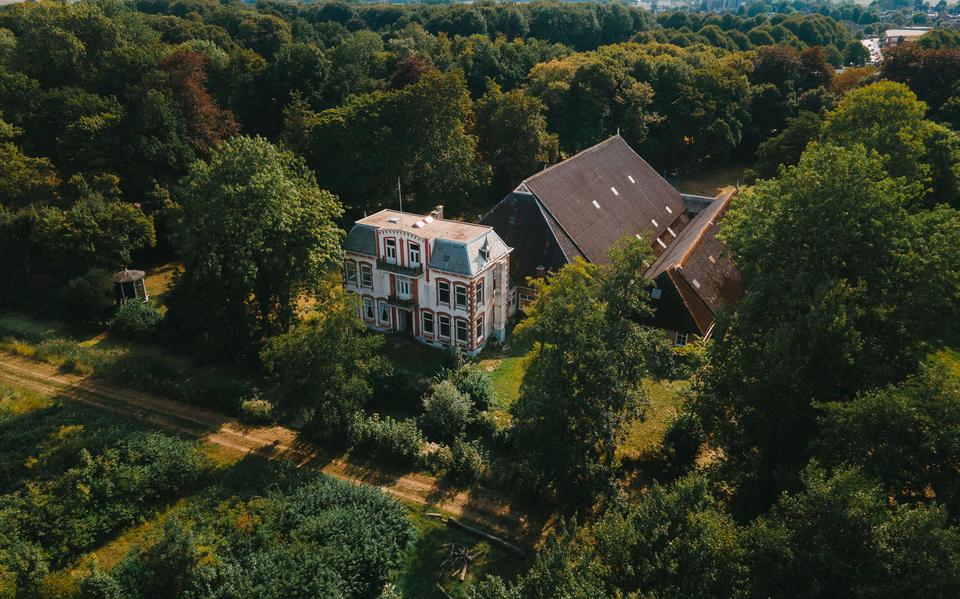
[446,517,526,557]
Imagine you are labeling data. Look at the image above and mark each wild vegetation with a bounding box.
[1,0,960,597]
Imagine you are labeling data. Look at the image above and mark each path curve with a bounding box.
[0,352,536,542]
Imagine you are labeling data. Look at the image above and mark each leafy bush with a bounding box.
[240,396,274,424]
[662,411,704,472]
[451,364,498,410]
[60,268,114,325]
[348,412,425,467]
[109,300,163,340]
[447,437,489,487]
[420,380,472,442]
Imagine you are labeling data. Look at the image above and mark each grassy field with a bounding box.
[619,379,687,462]
[668,162,746,197]
[0,380,524,598]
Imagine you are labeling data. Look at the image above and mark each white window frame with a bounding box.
[438,281,451,305]
[454,284,468,310]
[396,276,412,299]
[476,315,484,341]
[455,319,469,344]
[476,279,484,306]
[360,263,373,289]
[409,243,421,266]
[379,301,391,325]
[421,311,434,335]
[675,331,688,347]
[345,260,358,286]
[438,314,451,339]
[519,291,536,303]
[363,297,375,321]
[385,238,397,263]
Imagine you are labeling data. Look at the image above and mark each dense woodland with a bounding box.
[2,0,960,597]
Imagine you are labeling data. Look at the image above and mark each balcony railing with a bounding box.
[376,260,422,277]
[386,294,416,309]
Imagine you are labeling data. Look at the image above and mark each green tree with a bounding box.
[511,239,662,508]
[475,85,558,200]
[816,364,960,516]
[695,143,960,505]
[0,114,59,209]
[168,136,343,358]
[260,284,385,437]
[821,81,960,208]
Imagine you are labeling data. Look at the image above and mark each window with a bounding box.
[455,319,469,344]
[345,261,358,285]
[385,238,397,263]
[438,314,451,339]
[379,301,391,325]
[476,315,484,341]
[363,297,375,321]
[438,281,450,305]
[476,280,484,305]
[422,311,434,335]
[360,263,373,289]
[396,276,411,299]
[409,243,421,266]
[519,291,536,303]
[454,285,468,309]
[651,288,662,300]
[675,331,688,347]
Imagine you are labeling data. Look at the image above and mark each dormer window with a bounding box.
[479,238,490,261]
[409,242,421,266]
[385,238,397,263]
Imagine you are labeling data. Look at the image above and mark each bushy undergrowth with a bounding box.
[0,411,211,596]
[347,412,425,468]
[98,467,416,599]
[108,301,163,340]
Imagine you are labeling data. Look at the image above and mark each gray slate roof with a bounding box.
[343,224,376,256]
[429,231,511,277]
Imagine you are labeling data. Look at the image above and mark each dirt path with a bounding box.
[0,352,539,543]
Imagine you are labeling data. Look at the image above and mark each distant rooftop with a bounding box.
[884,27,931,38]
[356,209,491,243]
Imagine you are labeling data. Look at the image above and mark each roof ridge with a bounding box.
[523,135,623,185]
[677,188,737,269]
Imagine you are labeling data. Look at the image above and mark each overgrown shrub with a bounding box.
[662,411,704,472]
[371,367,430,411]
[240,396,274,424]
[470,409,499,439]
[420,380,472,442]
[109,300,163,340]
[348,412,425,468]
[447,437,489,487]
[60,269,114,325]
[451,365,497,410]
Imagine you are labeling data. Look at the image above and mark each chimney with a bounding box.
[535,265,546,279]
[430,205,444,220]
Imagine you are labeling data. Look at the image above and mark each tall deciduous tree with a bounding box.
[474,85,558,200]
[260,283,386,438]
[308,70,489,216]
[167,136,343,358]
[694,143,960,506]
[511,239,663,508]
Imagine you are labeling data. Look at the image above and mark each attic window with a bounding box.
[665,206,673,214]
[592,200,601,209]
[388,216,401,224]
[657,238,667,249]
[708,255,716,264]
[479,239,490,261]
[610,187,619,196]
[692,279,701,289]
[628,175,636,184]
[667,227,677,238]
[651,219,659,228]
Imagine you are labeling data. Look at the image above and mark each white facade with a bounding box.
[343,209,512,356]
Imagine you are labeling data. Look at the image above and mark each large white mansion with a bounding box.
[343,206,513,355]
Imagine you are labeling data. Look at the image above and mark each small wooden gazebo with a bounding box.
[113,269,148,304]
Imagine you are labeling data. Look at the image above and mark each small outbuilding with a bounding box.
[113,269,148,304]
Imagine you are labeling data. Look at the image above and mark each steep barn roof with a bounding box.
[646,189,742,335]
[521,135,686,263]
[480,192,581,286]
